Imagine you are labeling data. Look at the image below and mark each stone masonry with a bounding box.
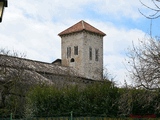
[59,20,106,80]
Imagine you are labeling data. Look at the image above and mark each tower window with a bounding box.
[70,58,75,62]
[74,46,78,55]
[89,47,92,60]
[95,49,99,61]
[67,47,71,58]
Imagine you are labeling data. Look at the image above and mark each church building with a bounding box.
[58,20,106,80]
[0,20,106,86]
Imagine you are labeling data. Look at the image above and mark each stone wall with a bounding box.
[61,31,103,80]
[38,71,99,88]
[61,32,84,75]
[83,31,103,80]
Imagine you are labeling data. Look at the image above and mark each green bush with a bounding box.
[25,82,120,117]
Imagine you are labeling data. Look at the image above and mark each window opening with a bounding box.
[70,58,75,62]
[74,46,78,55]
[95,49,99,61]
[67,47,71,58]
[89,47,92,60]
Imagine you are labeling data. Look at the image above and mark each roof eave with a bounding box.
[58,29,106,37]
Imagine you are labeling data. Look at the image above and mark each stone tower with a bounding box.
[58,20,106,80]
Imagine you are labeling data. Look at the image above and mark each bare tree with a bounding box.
[139,0,160,19]
[127,37,160,90]
[0,49,29,116]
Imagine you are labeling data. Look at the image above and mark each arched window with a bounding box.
[70,58,75,62]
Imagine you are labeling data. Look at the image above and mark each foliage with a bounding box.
[119,87,160,117]
[25,82,120,117]
[26,82,160,118]
[1,48,160,118]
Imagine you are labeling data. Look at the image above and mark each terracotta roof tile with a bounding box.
[58,20,106,36]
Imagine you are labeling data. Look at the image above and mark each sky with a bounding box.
[0,0,160,86]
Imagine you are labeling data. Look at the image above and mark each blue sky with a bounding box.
[0,0,160,86]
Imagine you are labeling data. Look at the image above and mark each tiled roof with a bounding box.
[0,54,102,84]
[58,20,106,36]
[0,54,77,76]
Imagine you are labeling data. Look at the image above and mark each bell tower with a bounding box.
[58,20,106,80]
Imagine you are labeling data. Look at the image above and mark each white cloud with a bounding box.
[5,0,144,22]
[1,5,62,62]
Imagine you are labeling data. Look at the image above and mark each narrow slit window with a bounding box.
[67,47,71,58]
[74,46,78,55]
[89,47,92,60]
[95,49,99,61]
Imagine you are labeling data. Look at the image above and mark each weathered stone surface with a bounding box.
[60,27,104,80]
[0,54,100,86]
